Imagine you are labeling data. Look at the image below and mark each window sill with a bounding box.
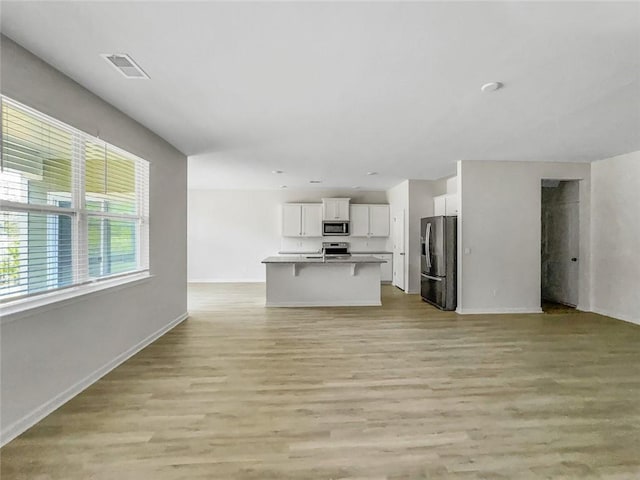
[0,272,153,325]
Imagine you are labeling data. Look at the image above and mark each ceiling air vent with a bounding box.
[101,53,149,79]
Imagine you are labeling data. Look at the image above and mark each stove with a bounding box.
[322,241,351,257]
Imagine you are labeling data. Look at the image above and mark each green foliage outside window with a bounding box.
[0,219,20,287]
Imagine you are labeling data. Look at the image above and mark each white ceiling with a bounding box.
[2,1,639,190]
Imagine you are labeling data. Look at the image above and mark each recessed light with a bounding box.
[272,170,283,174]
[480,82,503,92]
[100,53,149,79]
[366,172,378,176]
[309,180,322,184]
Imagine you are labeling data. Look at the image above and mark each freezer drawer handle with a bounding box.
[421,273,443,281]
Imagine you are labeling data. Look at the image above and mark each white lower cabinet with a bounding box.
[352,253,393,283]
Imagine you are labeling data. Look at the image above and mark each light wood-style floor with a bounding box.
[2,284,640,479]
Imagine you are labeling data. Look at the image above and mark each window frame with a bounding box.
[0,95,150,312]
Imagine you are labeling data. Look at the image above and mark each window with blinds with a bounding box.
[0,96,149,303]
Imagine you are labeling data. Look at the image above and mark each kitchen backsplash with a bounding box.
[280,236,389,253]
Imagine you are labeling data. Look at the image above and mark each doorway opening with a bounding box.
[392,209,406,292]
[541,179,580,312]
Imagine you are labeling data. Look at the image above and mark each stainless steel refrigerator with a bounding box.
[420,216,457,310]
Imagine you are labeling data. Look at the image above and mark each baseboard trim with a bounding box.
[591,307,639,326]
[188,279,265,283]
[0,311,189,447]
[266,301,382,307]
[456,307,543,315]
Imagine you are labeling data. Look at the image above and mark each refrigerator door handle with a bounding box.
[425,223,432,269]
[421,273,443,281]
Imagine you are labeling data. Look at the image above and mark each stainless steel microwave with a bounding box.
[322,221,350,236]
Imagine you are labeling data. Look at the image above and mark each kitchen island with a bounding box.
[262,256,385,307]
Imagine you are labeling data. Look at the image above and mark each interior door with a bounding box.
[542,200,579,306]
[392,209,405,291]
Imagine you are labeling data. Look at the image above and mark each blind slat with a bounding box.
[1,96,149,303]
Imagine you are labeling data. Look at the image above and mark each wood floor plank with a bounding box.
[1,283,639,479]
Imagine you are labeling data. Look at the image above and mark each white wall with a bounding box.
[0,36,188,443]
[188,188,388,282]
[457,160,591,314]
[445,176,457,194]
[386,179,445,294]
[386,181,410,290]
[591,151,640,324]
[407,180,446,293]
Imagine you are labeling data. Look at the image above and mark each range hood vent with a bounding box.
[101,53,149,79]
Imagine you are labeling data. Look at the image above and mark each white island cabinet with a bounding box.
[352,253,392,283]
[262,256,385,307]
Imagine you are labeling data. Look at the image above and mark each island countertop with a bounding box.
[262,255,386,264]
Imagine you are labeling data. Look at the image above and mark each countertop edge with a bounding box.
[277,251,393,255]
[263,256,386,264]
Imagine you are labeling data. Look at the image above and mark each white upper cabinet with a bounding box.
[349,204,390,237]
[302,204,323,237]
[433,194,458,216]
[282,204,302,237]
[282,204,323,237]
[350,205,370,236]
[444,194,458,215]
[369,205,390,236]
[434,195,446,216]
[322,198,350,221]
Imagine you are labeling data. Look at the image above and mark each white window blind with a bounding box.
[0,96,149,303]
